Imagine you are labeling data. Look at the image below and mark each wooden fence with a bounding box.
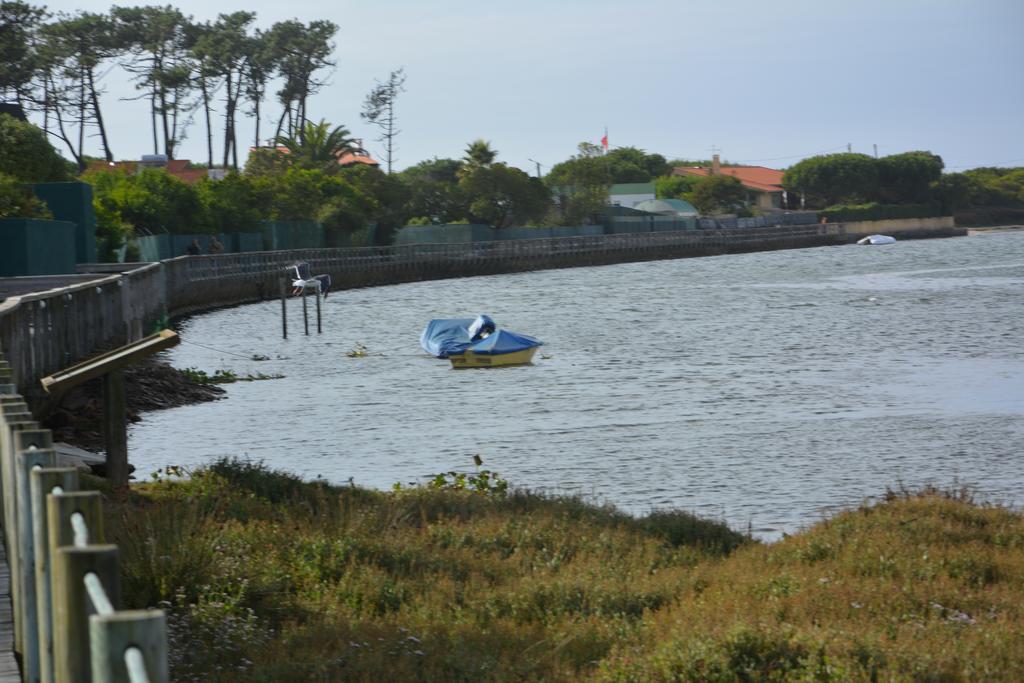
[0,353,167,682]
[0,224,845,399]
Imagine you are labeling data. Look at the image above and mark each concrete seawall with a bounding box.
[841,216,964,241]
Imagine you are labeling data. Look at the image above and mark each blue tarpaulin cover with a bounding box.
[465,329,542,355]
[420,318,476,357]
[420,315,541,358]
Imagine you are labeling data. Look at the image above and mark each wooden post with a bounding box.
[15,442,57,683]
[0,397,28,549]
[0,396,32,518]
[101,371,129,488]
[315,288,322,334]
[302,285,309,335]
[280,277,287,339]
[32,467,80,683]
[52,545,120,683]
[90,611,169,683]
[47,491,105,683]
[1,415,38,654]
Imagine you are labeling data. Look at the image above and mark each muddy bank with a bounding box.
[43,356,225,454]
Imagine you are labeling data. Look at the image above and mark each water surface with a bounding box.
[129,232,1024,539]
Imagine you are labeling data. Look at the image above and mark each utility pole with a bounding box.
[527,158,543,178]
[847,142,852,153]
[873,144,878,158]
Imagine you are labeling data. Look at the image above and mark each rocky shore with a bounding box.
[43,357,225,453]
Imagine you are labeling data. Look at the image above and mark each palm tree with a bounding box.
[275,119,363,172]
[463,139,497,167]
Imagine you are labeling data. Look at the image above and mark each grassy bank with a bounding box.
[101,460,1023,682]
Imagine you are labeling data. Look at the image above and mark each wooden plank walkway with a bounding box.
[0,537,20,682]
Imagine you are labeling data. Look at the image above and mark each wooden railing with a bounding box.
[0,223,846,399]
[0,356,167,682]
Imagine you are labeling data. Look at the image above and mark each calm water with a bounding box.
[129,232,1024,539]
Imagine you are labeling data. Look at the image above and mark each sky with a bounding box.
[28,0,1024,175]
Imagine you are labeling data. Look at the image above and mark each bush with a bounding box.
[82,168,204,235]
[0,114,70,183]
[195,173,271,233]
[93,197,132,262]
[0,173,52,219]
[105,462,1024,682]
[954,206,1024,227]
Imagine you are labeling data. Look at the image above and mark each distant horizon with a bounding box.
[15,0,1024,175]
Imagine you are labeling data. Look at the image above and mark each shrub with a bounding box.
[0,173,52,219]
[820,202,946,222]
[954,206,1024,227]
[82,168,204,235]
[104,466,1024,682]
[93,197,132,262]
[0,113,69,182]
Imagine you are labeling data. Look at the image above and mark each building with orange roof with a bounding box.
[90,144,379,183]
[248,145,380,169]
[87,156,223,184]
[673,154,786,211]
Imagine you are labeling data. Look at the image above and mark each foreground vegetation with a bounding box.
[99,460,1024,681]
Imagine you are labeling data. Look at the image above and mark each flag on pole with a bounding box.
[601,127,608,151]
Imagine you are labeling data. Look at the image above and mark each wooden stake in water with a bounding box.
[302,287,309,336]
[279,278,287,339]
[315,290,322,334]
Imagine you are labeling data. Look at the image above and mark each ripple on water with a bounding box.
[129,233,1024,540]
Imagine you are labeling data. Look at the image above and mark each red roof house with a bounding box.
[248,145,380,169]
[87,158,212,184]
[674,155,786,210]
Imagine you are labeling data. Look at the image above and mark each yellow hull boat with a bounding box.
[449,347,538,369]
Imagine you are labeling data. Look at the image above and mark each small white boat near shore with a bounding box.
[857,234,896,245]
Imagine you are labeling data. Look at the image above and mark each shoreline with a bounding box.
[42,355,224,454]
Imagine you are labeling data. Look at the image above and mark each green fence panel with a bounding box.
[550,226,604,238]
[602,215,696,234]
[259,221,324,250]
[395,224,607,244]
[290,221,324,249]
[495,227,552,240]
[170,234,229,256]
[604,216,653,234]
[30,182,97,263]
[0,219,77,276]
[231,232,263,253]
[395,224,494,245]
[650,217,696,232]
[136,235,171,262]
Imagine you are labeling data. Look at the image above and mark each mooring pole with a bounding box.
[280,277,287,339]
[101,369,129,487]
[302,287,309,336]
[315,290,322,334]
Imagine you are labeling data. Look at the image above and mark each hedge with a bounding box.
[819,202,947,222]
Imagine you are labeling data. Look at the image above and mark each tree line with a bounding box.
[780,151,1024,224]
[0,1,336,171]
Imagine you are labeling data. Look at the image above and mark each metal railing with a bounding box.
[0,355,168,682]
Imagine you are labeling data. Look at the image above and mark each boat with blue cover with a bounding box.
[420,315,543,368]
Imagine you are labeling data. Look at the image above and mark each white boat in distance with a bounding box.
[857,234,897,245]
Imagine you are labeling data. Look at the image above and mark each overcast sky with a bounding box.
[32,0,1024,174]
